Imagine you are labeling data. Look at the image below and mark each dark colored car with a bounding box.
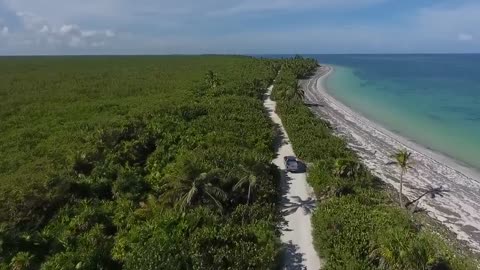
[284,156,299,172]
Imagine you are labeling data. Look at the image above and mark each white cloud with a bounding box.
[1,1,480,54]
[39,25,49,33]
[6,0,120,25]
[1,26,8,36]
[68,36,84,47]
[414,3,480,40]
[81,30,98,38]
[3,0,387,24]
[105,30,115,38]
[458,33,473,41]
[0,11,119,53]
[59,24,81,35]
[16,12,52,33]
[91,41,106,47]
[46,37,60,45]
[0,0,390,54]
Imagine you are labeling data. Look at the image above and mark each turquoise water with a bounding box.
[313,54,480,170]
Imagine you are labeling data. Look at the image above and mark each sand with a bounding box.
[264,86,322,270]
[302,66,480,253]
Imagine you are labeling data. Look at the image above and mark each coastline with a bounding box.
[302,65,480,252]
[321,66,480,180]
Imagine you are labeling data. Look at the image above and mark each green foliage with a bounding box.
[333,158,367,179]
[115,208,278,270]
[0,56,281,269]
[273,57,478,270]
[389,150,414,173]
[10,252,34,270]
[275,101,353,162]
[160,167,229,212]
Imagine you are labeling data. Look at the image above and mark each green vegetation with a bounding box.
[2,54,477,269]
[0,56,283,269]
[272,57,478,269]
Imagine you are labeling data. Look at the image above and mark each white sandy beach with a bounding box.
[264,86,322,270]
[303,66,480,253]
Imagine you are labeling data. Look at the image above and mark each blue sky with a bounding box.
[0,0,479,55]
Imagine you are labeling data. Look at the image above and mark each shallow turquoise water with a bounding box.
[313,55,480,170]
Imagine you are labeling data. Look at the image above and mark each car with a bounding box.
[284,156,299,173]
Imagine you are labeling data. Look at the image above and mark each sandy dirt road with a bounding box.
[263,86,322,270]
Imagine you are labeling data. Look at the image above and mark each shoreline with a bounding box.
[302,65,480,252]
[321,66,480,181]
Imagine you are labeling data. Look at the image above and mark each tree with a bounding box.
[293,84,305,101]
[232,171,257,226]
[205,70,221,89]
[387,150,414,207]
[275,84,304,101]
[161,171,228,212]
[233,175,257,206]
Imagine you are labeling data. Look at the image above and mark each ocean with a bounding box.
[310,54,480,173]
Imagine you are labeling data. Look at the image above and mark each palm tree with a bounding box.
[279,85,305,101]
[161,171,228,212]
[387,150,414,207]
[231,164,264,224]
[205,70,220,89]
[233,174,257,225]
[233,174,257,205]
[293,84,306,100]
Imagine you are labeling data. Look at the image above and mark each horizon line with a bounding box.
[1,52,480,57]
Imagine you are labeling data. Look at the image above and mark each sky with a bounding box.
[0,0,479,55]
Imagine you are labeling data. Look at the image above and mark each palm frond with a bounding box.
[197,172,208,182]
[179,184,198,211]
[204,188,227,211]
[233,176,248,191]
[248,175,257,188]
[205,184,228,202]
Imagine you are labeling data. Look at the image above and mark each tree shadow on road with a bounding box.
[281,242,307,270]
[277,162,316,270]
[278,169,294,232]
[282,196,317,216]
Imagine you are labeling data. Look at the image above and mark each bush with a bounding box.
[0,56,283,268]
